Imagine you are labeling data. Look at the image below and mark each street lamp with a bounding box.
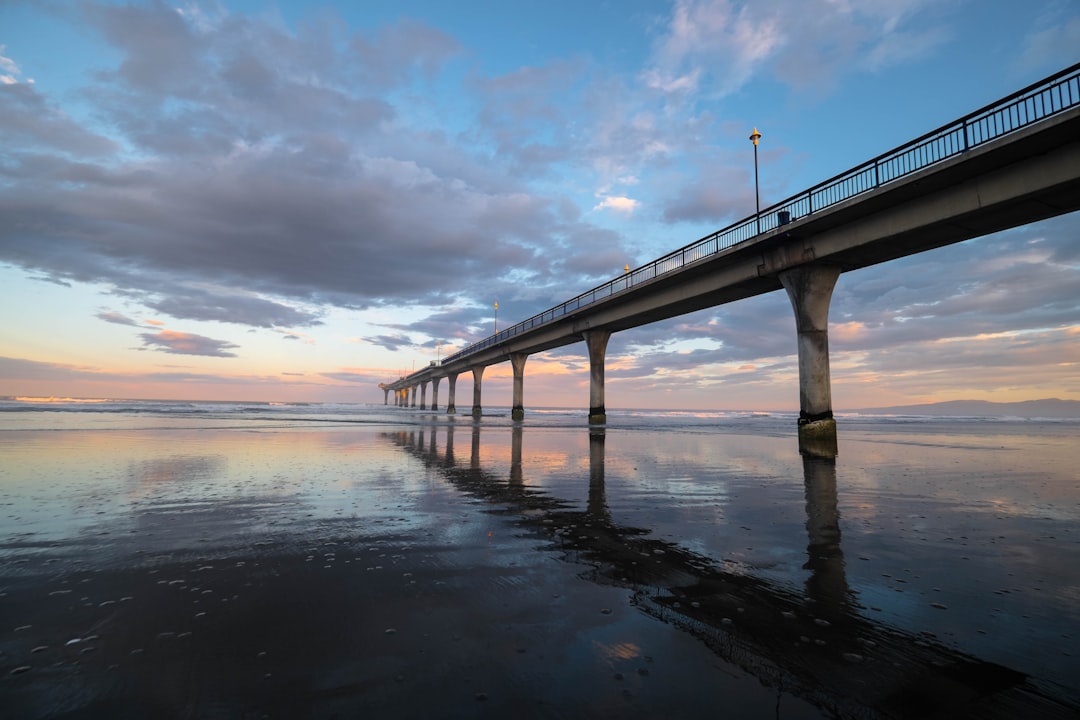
[749,127,762,234]
[494,300,498,335]
[437,340,441,363]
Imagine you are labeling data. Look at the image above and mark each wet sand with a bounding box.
[1,414,1078,718]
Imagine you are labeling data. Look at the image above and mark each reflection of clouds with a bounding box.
[127,455,225,485]
[592,640,643,662]
[387,420,1074,717]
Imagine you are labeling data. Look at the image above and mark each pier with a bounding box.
[382,64,1080,456]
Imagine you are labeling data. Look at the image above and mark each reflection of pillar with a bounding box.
[447,373,458,415]
[444,424,456,467]
[510,353,528,422]
[802,454,850,613]
[584,329,612,425]
[428,426,437,456]
[510,424,523,486]
[431,377,441,413]
[420,381,428,410]
[587,429,607,519]
[780,265,841,458]
[471,423,481,470]
[471,366,485,418]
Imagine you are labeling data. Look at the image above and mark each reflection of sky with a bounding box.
[432,420,1080,693]
[2,413,1078,696]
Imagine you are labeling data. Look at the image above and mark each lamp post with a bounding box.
[749,127,762,234]
[437,340,441,364]
[494,301,498,335]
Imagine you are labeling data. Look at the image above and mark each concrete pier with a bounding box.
[379,85,1080,442]
[780,265,841,458]
[420,381,428,410]
[510,353,528,421]
[584,330,612,425]
[430,376,440,412]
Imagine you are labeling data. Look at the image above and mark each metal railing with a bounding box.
[435,63,1080,371]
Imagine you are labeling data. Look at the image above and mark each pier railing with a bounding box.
[440,62,1080,369]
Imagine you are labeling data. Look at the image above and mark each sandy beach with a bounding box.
[1,406,1078,718]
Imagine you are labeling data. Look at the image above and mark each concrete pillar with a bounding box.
[471,366,485,418]
[447,373,458,415]
[584,329,612,425]
[780,264,841,458]
[431,377,441,413]
[383,387,389,405]
[510,353,528,421]
[420,381,428,410]
[410,385,417,408]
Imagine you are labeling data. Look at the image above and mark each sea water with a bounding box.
[1,398,1078,718]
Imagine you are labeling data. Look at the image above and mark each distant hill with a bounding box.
[850,398,1080,419]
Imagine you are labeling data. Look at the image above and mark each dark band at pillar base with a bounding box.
[512,406,524,421]
[471,406,482,418]
[588,406,606,425]
[798,417,838,459]
[798,409,834,424]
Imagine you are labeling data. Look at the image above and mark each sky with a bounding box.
[1,0,1078,411]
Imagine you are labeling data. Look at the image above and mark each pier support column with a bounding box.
[431,377,441,413]
[780,264,841,458]
[410,385,417,408]
[471,366,485,418]
[383,388,389,405]
[510,353,528,421]
[420,381,428,410]
[584,329,612,425]
[447,373,458,415]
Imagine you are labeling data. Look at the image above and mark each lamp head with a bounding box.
[749,127,762,145]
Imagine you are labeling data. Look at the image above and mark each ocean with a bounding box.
[1,398,1078,718]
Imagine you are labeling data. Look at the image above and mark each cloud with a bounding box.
[643,0,949,100]
[593,196,639,214]
[0,45,24,85]
[0,83,118,156]
[1,0,1077,409]
[138,330,240,357]
[644,0,784,98]
[96,310,139,326]
[0,1,628,335]
[360,333,417,352]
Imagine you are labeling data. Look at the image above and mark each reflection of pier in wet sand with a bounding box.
[387,423,1078,720]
